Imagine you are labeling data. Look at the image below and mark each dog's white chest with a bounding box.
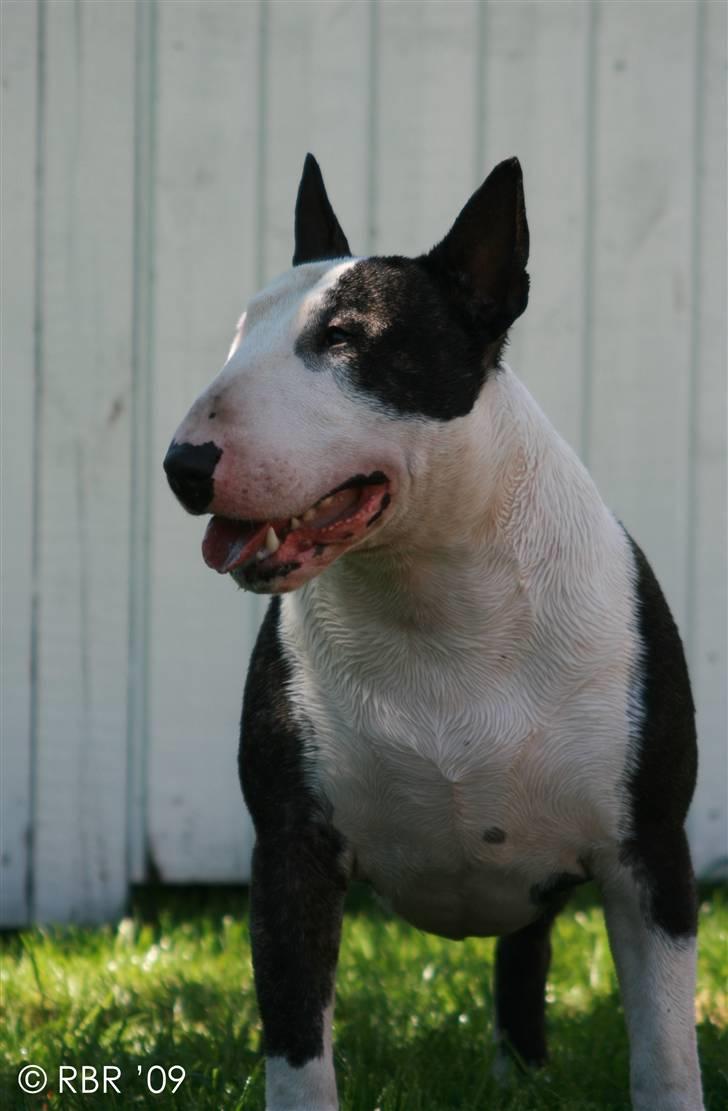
[281,585,632,939]
[276,382,638,939]
[313,699,540,937]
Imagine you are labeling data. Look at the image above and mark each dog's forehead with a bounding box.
[244,258,361,339]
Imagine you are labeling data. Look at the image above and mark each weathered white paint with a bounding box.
[481,0,592,454]
[0,0,725,923]
[1,0,37,927]
[686,0,728,879]
[32,0,137,923]
[147,0,262,883]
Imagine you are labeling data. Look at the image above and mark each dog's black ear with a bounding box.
[293,153,352,266]
[424,157,529,339]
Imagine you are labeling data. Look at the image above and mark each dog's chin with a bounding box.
[229,545,354,595]
[201,471,394,595]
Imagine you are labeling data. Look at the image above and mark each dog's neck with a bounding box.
[295,367,606,646]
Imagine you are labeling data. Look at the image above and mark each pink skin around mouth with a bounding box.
[201,474,393,589]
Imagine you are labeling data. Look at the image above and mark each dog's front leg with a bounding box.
[250,822,347,1111]
[241,599,348,1111]
[597,833,704,1111]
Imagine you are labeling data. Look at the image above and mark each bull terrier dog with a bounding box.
[164,155,703,1111]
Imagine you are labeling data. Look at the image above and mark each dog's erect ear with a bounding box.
[293,153,352,266]
[425,157,529,339]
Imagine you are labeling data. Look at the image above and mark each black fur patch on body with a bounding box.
[295,258,499,420]
[530,871,588,907]
[239,597,348,1066]
[622,531,698,937]
[494,900,566,1067]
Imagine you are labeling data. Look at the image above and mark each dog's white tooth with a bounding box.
[303,508,316,522]
[319,496,333,508]
[291,516,302,529]
[256,549,267,561]
[265,526,280,553]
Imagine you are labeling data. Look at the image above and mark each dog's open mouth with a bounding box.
[202,471,392,586]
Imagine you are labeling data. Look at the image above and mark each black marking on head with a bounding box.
[163,439,222,515]
[296,258,498,420]
[240,598,348,1067]
[530,871,588,908]
[620,530,698,937]
[423,157,529,366]
[293,153,351,266]
[482,826,507,844]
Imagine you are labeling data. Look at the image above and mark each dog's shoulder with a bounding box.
[622,528,697,830]
[619,528,698,935]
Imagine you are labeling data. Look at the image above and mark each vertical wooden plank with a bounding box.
[482,0,592,452]
[262,0,371,279]
[148,0,261,881]
[373,0,478,256]
[0,0,37,926]
[126,0,157,884]
[588,0,696,632]
[687,0,727,878]
[32,0,135,922]
[149,0,373,882]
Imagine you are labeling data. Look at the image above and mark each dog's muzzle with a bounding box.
[163,440,222,515]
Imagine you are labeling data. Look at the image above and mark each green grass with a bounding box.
[1,885,726,1110]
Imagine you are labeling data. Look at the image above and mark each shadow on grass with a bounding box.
[126,879,726,924]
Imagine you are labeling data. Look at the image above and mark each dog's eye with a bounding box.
[325,326,351,348]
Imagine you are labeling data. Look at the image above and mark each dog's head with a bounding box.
[164,155,529,593]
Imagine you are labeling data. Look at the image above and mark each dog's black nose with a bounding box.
[163,440,222,515]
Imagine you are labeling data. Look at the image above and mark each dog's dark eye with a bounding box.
[325,326,351,348]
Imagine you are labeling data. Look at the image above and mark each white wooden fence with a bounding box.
[2,0,726,925]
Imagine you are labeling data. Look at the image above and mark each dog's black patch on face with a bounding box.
[240,598,348,1067]
[483,826,506,844]
[295,258,497,420]
[620,531,698,938]
[530,871,588,908]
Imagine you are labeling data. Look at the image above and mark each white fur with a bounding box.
[280,368,638,938]
[266,1005,337,1111]
[273,366,704,1108]
[172,263,703,1109]
[599,860,703,1111]
[171,261,409,525]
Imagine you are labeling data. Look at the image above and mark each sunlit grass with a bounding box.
[1,885,726,1109]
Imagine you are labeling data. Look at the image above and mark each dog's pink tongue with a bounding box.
[202,516,267,573]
